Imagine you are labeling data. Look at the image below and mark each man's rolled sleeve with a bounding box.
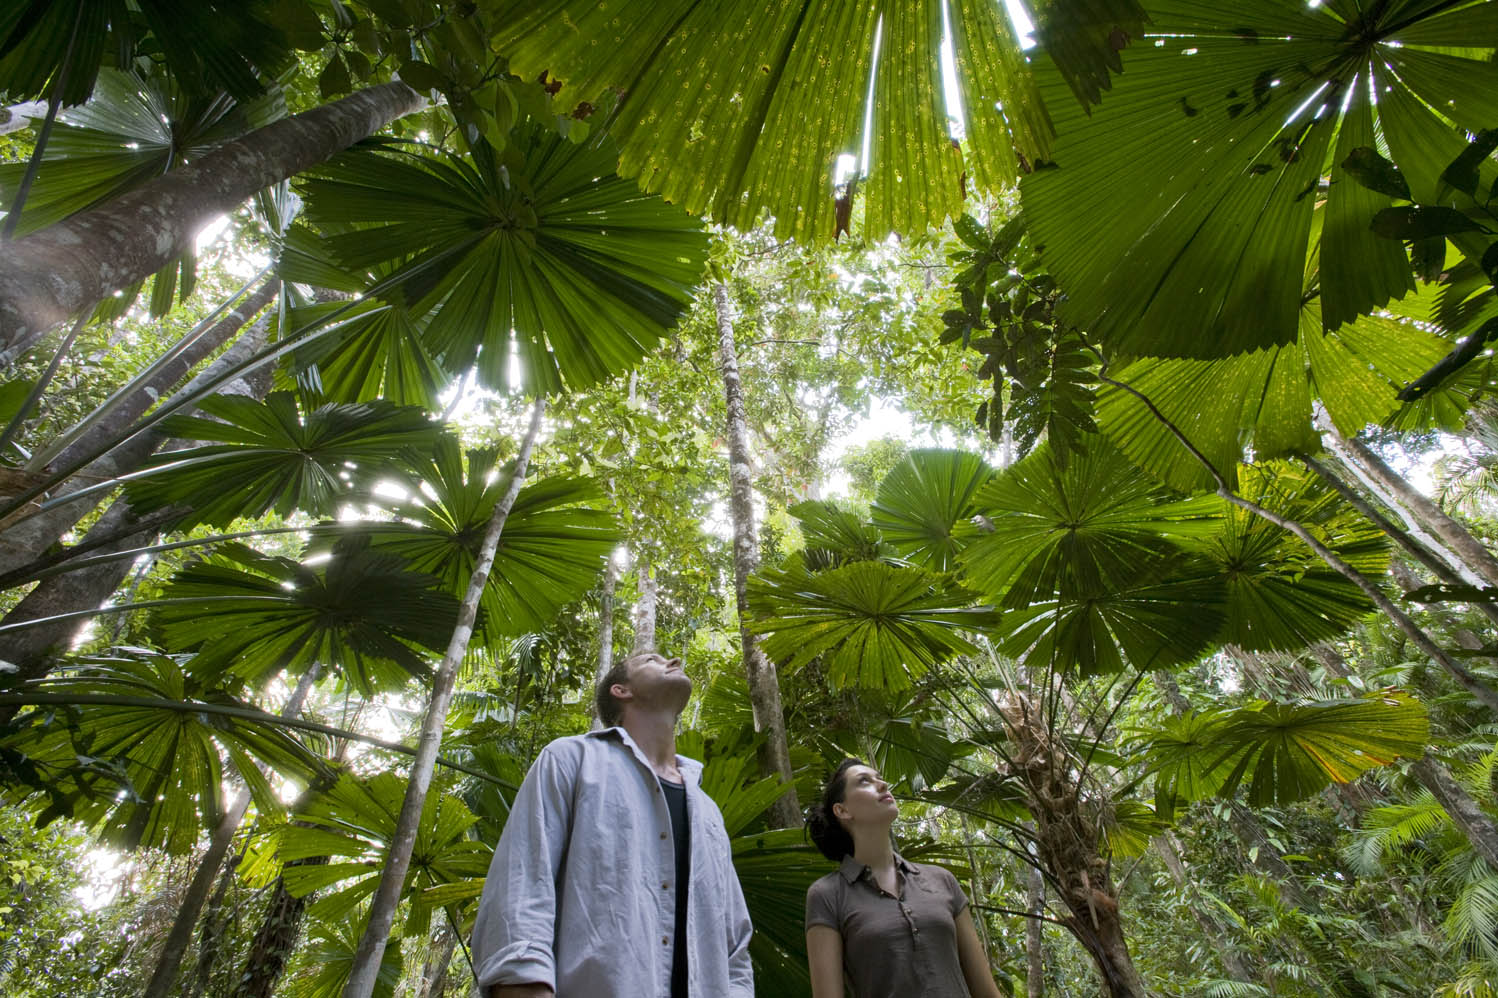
[470,741,578,990]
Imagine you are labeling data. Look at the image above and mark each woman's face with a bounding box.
[832,764,898,827]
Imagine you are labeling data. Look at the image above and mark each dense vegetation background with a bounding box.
[2,2,1497,996]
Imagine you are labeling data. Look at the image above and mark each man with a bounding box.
[471,650,755,998]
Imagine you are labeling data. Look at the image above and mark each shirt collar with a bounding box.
[587,725,704,785]
[838,852,919,883]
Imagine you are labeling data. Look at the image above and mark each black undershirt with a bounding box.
[659,777,690,998]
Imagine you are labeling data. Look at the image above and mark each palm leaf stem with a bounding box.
[1075,669,1147,796]
[0,237,467,527]
[0,692,515,790]
[0,595,287,635]
[1098,369,1498,716]
[1302,453,1498,629]
[970,901,1071,928]
[0,312,85,456]
[343,397,545,998]
[0,0,83,241]
[24,266,277,472]
[0,524,319,590]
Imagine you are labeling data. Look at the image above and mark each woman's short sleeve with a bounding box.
[941,866,969,917]
[805,876,841,930]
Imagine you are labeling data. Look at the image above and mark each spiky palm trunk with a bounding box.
[713,283,801,828]
[0,82,419,363]
[230,863,324,998]
[341,399,545,998]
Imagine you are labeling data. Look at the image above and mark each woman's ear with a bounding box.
[832,801,850,822]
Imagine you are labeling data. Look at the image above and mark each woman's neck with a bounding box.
[849,824,896,870]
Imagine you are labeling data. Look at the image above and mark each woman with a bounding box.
[805,759,1003,998]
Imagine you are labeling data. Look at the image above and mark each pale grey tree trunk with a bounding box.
[1152,832,1252,981]
[0,278,278,570]
[0,82,420,363]
[142,665,321,998]
[342,399,545,998]
[630,557,657,654]
[597,554,617,679]
[1026,851,1046,998]
[0,320,271,688]
[713,283,801,829]
[1325,426,1498,588]
[0,101,47,135]
[1303,453,1498,629]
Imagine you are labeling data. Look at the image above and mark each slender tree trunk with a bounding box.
[342,399,546,998]
[416,922,458,998]
[1303,454,1498,628]
[0,278,278,569]
[1409,754,1498,869]
[1326,426,1498,588]
[596,554,616,682]
[631,557,657,654]
[0,322,271,691]
[1152,832,1253,981]
[0,82,420,363]
[142,666,320,998]
[713,283,801,829]
[183,848,239,998]
[1026,851,1046,998]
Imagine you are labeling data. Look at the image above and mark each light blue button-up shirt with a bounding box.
[470,727,755,997]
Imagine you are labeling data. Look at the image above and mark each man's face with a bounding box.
[617,652,692,714]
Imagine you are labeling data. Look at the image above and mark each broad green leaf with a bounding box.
[297,127,708,395]
[747,561,999,691]
[1096,307,1452,493]
[957,438,1222,609]
[287,905,406,998]
[0,652,327,854]
[1022,1,1498,357]
[1191,461,1390,652]
[871,448,995,572]
[789,499,889,567]
[486,0,1054,243]
[125,392,441,530]
[339,437,618,642]
[152,539,458,693]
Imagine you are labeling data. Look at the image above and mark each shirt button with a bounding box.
[659,832,667,840]
[662,881,670,890]
[662,935,670,945]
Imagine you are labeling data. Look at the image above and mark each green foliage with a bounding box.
[296,127,709,394]
[871,448,994,572]
[1021,1,1498,358]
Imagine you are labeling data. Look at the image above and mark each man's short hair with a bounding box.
[594,651,654,727]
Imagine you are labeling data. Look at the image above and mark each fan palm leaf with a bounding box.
[747,560,999,690]
[1190,461,1390,652]
[1021,0,1498,358]
[296,127,708,394]
[151,539,458,693]
[339,436,618,642]
[283,906,405,998]
[487,0,1081,242]
[870,448,995,572]
[124,391,442,530]
[0,651,327,854]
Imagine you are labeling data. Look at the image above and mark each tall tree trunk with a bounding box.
[999,694,1147,998]
[713,283,801,830]
[0,82,420,363]
[342,399,545,998]
[142,665,320,998]
[415,922,458,998]
[0,278,278,569]
[1409,754,1498,869]
[0,101,47,136]
[1303,454,1498,628]
[631,557,657,654]
[183,847,239,998]
[229,861,325,998]
[589,554,616,728]
[1152,832,1253,981]
[0,322,271,694]
[1026,850,1046,998]
[1325,426,1498,588]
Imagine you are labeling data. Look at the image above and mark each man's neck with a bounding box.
[620,709,680,774]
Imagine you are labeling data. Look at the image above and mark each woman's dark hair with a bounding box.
[805,758,867,861]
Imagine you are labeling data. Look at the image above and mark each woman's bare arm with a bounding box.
[806,924,846,998]
[954,907,1004,998]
